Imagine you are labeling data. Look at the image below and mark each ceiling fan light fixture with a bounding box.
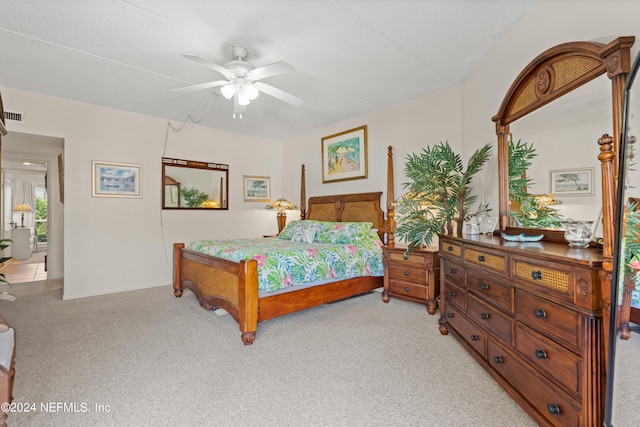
[220,83,237,100]
[237,91,251,106]
[244,83,259,100]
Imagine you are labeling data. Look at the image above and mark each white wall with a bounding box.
[2,87,282,299]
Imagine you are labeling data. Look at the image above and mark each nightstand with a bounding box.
[382,245,440,314]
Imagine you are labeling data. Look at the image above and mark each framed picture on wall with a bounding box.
[549,167,595,196]
[243,175,271,202]
[321,125,368,183]
[92,161,142,198]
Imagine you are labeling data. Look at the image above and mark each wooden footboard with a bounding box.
[173,243,259,345]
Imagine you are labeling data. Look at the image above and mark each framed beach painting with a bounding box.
[550,167,595,196]
[92,161,142,198]
[321,125,368,183]
[243,175,271,202]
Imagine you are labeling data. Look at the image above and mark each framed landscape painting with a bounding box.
[321,125,368,183]
[549,167,595,196]
[92,161,142,198]
[243,175,271,202]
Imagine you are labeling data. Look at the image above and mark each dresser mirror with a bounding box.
[161,157,228,210]
[493,37,634,243]
[605,49,640,427]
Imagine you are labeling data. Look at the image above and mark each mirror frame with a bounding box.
[161,157,229,210]
[493,37,634,242]
[604,48,640,426]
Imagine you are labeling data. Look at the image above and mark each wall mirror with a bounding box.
[605,49,640,427]
[493,37,634,241]
[161,157,228,210]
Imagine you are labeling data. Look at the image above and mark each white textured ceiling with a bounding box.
[0,0,538,140]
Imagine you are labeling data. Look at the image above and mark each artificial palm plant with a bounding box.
[395,142,492,249]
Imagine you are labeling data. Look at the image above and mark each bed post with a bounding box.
[385,146,396,247]
[300,164,306,220]
[173,243,185,297]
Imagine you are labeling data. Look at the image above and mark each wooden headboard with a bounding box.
[306,192,385,241]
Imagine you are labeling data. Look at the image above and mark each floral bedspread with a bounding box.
[187,237,383,293]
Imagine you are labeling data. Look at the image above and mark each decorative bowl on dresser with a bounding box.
[382,245,440,314]
[439,234,604,426]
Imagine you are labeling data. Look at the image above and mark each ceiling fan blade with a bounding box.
[172,80,229,94]
[254,82,304,107]
[182,54,233,79]
[247,61,294,81]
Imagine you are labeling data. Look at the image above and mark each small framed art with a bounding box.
[243,175,271,202]
[92,161,142,198]
[321,125,368,183]
[549,167,595,196]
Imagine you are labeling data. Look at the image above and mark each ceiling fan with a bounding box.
[173,46,303,118]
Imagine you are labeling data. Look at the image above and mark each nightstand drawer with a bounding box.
[446,306,486,358]
[515,289,580,349]
[387,250,436,268]
[464,246,507,275]
[515,323,581,396]
[468,271,513,313]
[467,294,512,344]
[388,265,426,284]
[388,281,427,300]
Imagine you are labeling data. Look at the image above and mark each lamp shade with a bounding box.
[265,199,298,212]
[13,203,33,212]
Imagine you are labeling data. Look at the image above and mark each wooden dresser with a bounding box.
[382,245,440,314]
[439,234,604,426]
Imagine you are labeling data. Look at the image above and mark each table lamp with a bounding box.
[265,199,298,234]
[13,203,33,228]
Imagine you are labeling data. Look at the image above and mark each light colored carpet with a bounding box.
[1,283,539,427]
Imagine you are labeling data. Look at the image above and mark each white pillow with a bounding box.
[290,221,319,243]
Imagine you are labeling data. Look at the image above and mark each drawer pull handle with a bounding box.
[404,287,410,293]
[547,404,561,415]
[477,255,485,262]
[446,312,453,318]
[470,334,479,341]
[480,313,490,320]
[534,309,547,319]
[480,283,489,291]
[403,271,409,276]
[493,356,503,364]
[531,270,543,281]
[535,349,547,360]
[447,245,453,251]
[449,268,456,274]
[449,291,456,297]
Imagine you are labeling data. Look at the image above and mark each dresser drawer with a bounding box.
[388,281,427,300]
[467,270,513,313]
[445,306,486,358]
[440,240,462,260]
[488,339,580,427]
[467,294,512,344]
[445,281,466,312]
[464,246,507,275]
[512,255,573,300]
[443,260,465,288]
[514,323,581,396]
[388,265,427,284]
[515,289,580,349]
[387,249,437,268]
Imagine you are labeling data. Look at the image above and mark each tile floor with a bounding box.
[1,250,47,284]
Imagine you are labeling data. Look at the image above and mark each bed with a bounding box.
[173,146,396,345]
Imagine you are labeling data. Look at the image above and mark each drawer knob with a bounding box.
[531,270,543,281]
[535,349,548,360]
[480,313,490,320]
[449,268,456,274]
[403,271,409,276]
[534,309,547,319]
[447,245,453,251]
[493,356,503,364]
[446,312,454,318]
[403,254,409,260]
[480,283,489,291]
[470,334,479,341]
[477,255,485,262]
[449,291,456,297]
[404,287,410,293]
[547,404,561,415]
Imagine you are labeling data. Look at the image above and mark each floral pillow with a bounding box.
[290,221,320,243]
[314,221,373,244]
